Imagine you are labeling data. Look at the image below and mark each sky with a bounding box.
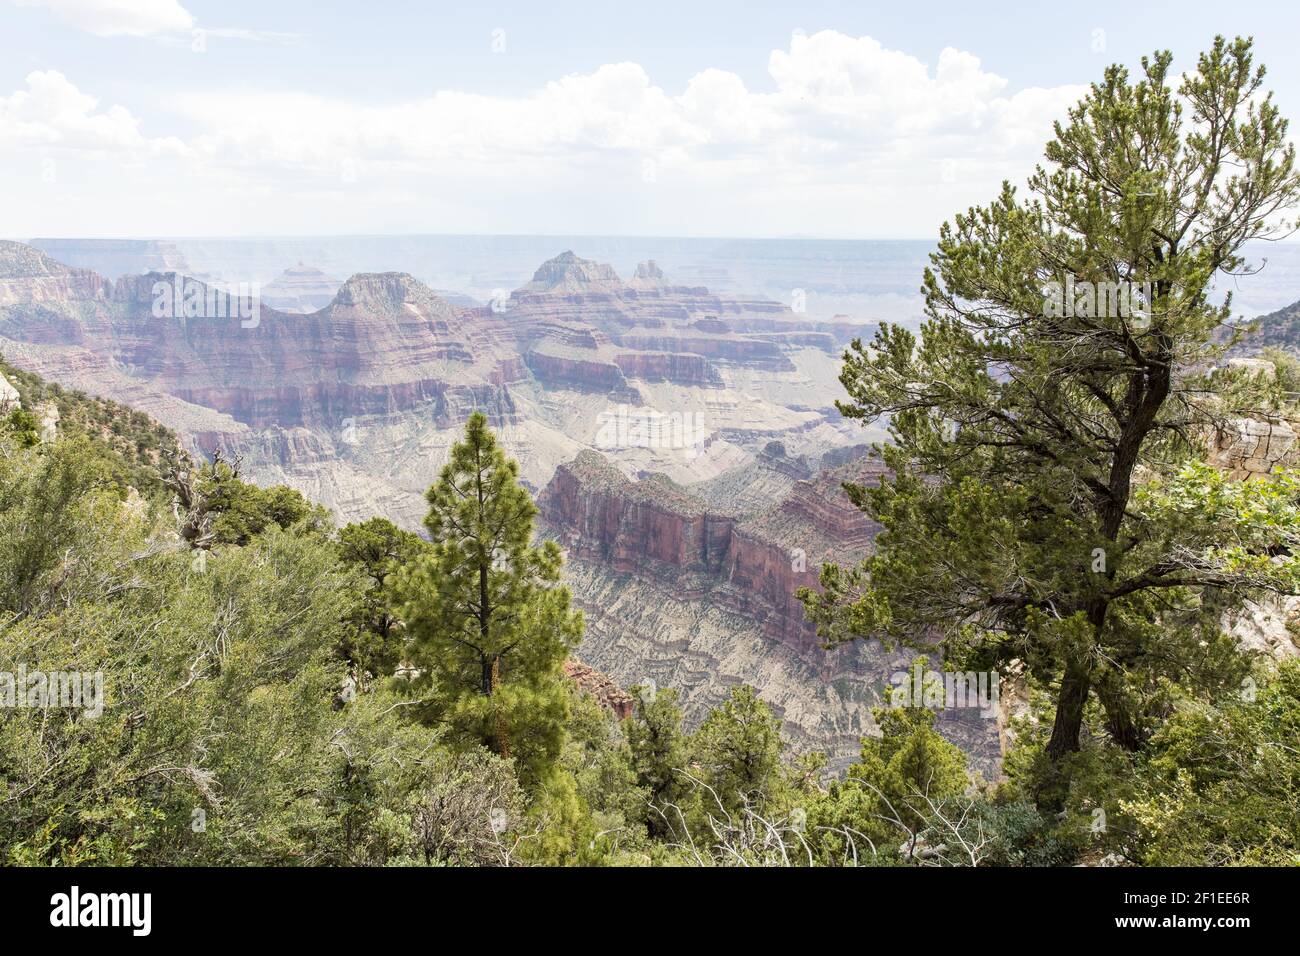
[2,0,1300,239]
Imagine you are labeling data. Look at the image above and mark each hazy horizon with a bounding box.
[22,234,1300,324]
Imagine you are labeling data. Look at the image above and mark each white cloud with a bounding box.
[12,0,194,37]
[166,30,1083,176]
[0,31,1091,237]
[0,70,189,155]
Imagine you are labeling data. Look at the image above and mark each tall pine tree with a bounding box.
[801,38,1300,801]
[396,412,582,787]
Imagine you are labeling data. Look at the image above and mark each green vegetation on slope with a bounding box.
[1,353,184,496]
[1239,300,1300,353]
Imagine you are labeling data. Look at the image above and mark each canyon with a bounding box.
[0,238,1005,770]
[0,240,875,524]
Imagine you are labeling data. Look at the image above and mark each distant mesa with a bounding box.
[331,271,438,313]
[261,263,342,314]
[628,259,670,290]
[519,251,626,295]
[320,270,481,321]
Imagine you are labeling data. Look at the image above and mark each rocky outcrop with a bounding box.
[563,660,634,719]
[1199,361,1300,659]
[525,344,631,394]
[540,451,733,584]
[37,402,59,442]
[1226,598,1300,660]
[723,462,883,649]
[1209,416,1297,480]
[628,260,671,291]
[613,351,725,387]
[541,451,1000,773]
[754,440,814,479]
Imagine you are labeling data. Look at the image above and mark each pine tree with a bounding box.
[337,517,427,677]
[625,686,691,836]
[396,412,582,787]
[691,686,785,815]
[806,705,969,865]
[801,37,1300,800]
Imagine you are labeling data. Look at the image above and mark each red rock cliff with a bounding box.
[538,451,884,651]
[539,452,734,593]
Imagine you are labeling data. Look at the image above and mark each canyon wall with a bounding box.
[539,450,883,651]
[538,448,1001,772]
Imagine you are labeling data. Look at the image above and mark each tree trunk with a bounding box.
[492,657,510,759]
[481,654,509,755]
[1046,658,1090,759]
[1036,657,1091,812]
[1096,677,1145,751]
